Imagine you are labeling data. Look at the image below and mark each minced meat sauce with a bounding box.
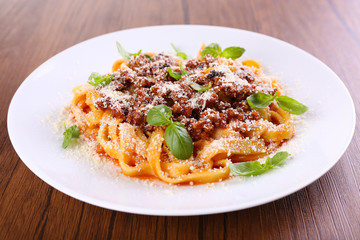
[95,53,276,141]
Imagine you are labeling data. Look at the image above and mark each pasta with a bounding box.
[67,44,295,185]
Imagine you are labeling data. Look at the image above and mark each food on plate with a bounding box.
[63,43,307,184]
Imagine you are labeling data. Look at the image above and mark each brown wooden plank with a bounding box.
[0,163,54,239]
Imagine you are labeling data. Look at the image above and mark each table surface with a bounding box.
[1,0,360,239]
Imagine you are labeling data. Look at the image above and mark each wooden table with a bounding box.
[1,0,359,238]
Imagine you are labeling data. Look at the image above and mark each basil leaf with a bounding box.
[220,46,245,59]
[134,50,142,56]
[201,43,246,59]
[176,52,187,60]
[62,124,80,149]
[269,151,290,166]
[145,54,152,60]
[88,72,113,86]
[116,42,141,60]
[88,72,101,81]
[230,151,290,176]
[116,42,131,60]
[168,67,182,80]
[180,62,188,75]
[247,92,278,109]
[146,105,172,126]
[189,82,211,92]
[171,43,187,60]
[276,96,308,115]
[230,161,268,176]
[201,43,222,58]
[168,62,187,80]
[164,122,193,160]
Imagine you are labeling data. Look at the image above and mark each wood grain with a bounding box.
[1,0,360,239]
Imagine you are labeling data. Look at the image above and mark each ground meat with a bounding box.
[95,53,273,140]
[185,55,215,70]
[128,55,151,69]
[235,66,256,83]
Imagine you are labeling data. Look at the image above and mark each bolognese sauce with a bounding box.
[95,53,275,141]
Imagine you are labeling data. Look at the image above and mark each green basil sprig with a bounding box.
[144,54,152,61]
[62,124,80,149]
[164,122,193,160]
[276,96,308,115]
[171,43,187,60]
[230,151,290,176]
[201,43,245,60]
[88,72,114,86]
[146,105,193,160]
[146,104,172,126]
[189,82,212,92]
[168,62,188,80]
[116,42,142,60]
[247,92,308,115]
[247,92,278,109]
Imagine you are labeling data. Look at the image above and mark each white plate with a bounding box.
[8,25,355,216]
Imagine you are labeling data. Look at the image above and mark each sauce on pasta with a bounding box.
[68,46,295,184]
